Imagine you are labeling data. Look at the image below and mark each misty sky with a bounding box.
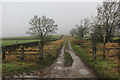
[2,2,101,37]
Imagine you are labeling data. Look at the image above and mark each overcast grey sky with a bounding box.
[2,2,101,37]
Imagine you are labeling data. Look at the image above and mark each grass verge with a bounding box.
[64,51,73,67]
[70,38,119,79]
[2,39,65,77]
[64,39,73,67]
[2,57,51,77]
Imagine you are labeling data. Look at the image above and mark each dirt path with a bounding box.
[5,40,96,78]
[43,40,96,78]
[64,40,96,78]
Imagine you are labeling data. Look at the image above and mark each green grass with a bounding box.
[64,51,73,67]
[65,40,68,49]
[64,39,73,67]
[2,40,40,46]
[1,36,38,40]
[0,64,1,77]
[112,37,120,40]
[2,56,54,77]
[70,39,118,79]
[2,35,61,40]
[83,37,90,40]
[73,36,90,40]
[2,49,60,77]
[1,36,39,46]
[74,36,120,40]
[2,38,65,77]
[50,35,62,38]
[1,35,61,46]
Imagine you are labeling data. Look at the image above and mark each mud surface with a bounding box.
[4,40,96,78]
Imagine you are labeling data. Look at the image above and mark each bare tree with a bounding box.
[117,1,120,37]
[118,1,120,28]
[91,2,119,59]
[91,17,102,59]
[97,2,119,43]
[70,28,76,36]
[76,18,90,39]
[26,15,58,60]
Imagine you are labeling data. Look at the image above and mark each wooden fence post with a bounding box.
[93,46,97,60]
[92,42,97,60]
[103,42,106,59]
[21,46,24,61]
[38,41,41,60]
[107,49,109,57]
[2,50,5,60]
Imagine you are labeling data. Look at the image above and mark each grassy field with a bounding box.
[1,40,40,46]
[1,35,61,46]
[112,37,120,40]
[2,36,38,39]
[2,37,65,77]
[70,38,119,79]
[74,36,120,41]
[2,35,61,39]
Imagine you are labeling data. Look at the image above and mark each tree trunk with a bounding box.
[38,41,44,60]
[80,32,84,39]
[41,41,44,60]
[21,47,24,61]
[93,44,97,60]
[2,51,5,60]
[38,41,41,60]
[103,42,106,59]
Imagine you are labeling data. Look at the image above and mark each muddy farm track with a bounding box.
[4,40,97,78]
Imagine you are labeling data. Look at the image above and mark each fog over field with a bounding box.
[2,2,101,37]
